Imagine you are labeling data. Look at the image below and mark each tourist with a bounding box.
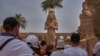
[64,44,71,49]
[50,39,65,56]
[64,36,71,49]
[40,40,47,56]
[64,33,87,56]
[46,44,54,56]
[0,17,34,56]
[93,42,100,56]
[93,34,100,56]
[25,35,40,56]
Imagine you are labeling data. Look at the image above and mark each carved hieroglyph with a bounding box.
[45,10,58,45]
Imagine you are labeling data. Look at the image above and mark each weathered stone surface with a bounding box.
[45,10,58,45]
[79,0,100,56]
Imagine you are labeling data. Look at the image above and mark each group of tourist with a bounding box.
[0,17,100,56]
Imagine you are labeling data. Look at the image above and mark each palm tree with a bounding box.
[15,13,27,29]
[41,0,63,12]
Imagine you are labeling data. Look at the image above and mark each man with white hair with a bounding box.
[50,39,65,56]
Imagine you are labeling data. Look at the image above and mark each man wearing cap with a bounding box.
[0,17,34,56]
[50,39,65,56]
[64,33,87,56]
[25,35,40,56]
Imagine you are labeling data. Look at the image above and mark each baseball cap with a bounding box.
[25,35,39,48]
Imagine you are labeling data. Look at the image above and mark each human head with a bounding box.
[56,39,65,49]
[40,40,47,50]
[71,33,80,44]
[3,17,19,36]
[25,35,39,48]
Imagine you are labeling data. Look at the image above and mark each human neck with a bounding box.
[71,43,79,47]
[9,31,17,36]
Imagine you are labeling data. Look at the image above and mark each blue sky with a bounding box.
[0,0,84,33]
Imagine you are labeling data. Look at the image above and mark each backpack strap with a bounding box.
[0,38,16,51]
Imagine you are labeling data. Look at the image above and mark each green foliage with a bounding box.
[15,13,27,29]
[41,0,63,12]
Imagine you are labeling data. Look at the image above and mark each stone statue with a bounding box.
[83,2,92,16]
[79,0,100,56]
[45,10,58,45]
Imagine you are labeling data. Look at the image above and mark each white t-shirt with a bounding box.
[93,42,100,56]
[64,46,87,56]
[50,50,64,56]
[0,36,34,56]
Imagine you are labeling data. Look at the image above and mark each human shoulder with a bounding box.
[94,42,100,51]
[95,42,100,46]
[51,51,57,56]
[93,42,100,53]
[9,38,34,56]
[1,36,32,51]
[51,50,64,56]
[81,48,87,53]
[52,50,63,53]
[0,36,34,56]
[64,47,87,54]
[14,37,33,50]
[64,47,73,52]
[77,47,87,56]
